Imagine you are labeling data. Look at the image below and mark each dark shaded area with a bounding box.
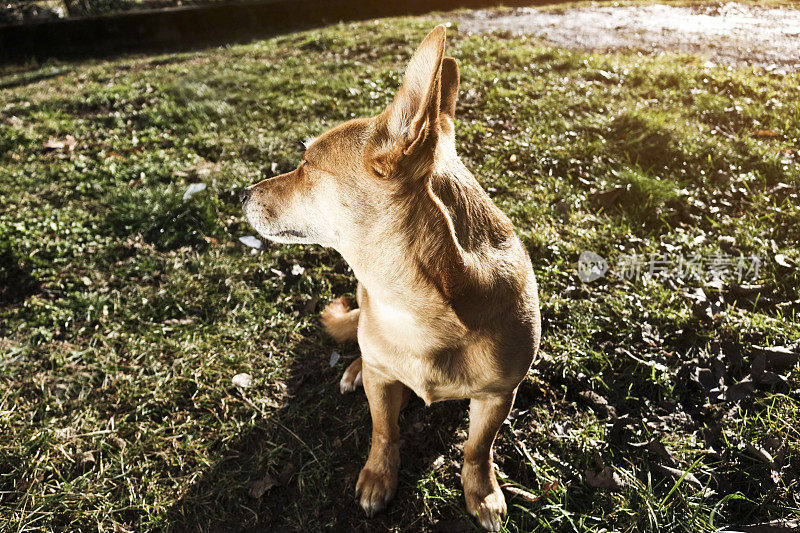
[0,68,71,90]
[0,245,39,310]
[0,0,556,64]
[166,332,476,531]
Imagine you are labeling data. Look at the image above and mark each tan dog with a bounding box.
[241,26,540,531]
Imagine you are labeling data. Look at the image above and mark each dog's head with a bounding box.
[241,25,459,253]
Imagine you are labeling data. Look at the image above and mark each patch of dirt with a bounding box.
[459,2,800,71]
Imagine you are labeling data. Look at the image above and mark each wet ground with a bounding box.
[459,2,800,71]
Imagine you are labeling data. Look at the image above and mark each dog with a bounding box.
[241,25,541,531]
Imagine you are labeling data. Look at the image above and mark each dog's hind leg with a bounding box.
[462,390,517,531]
[339,357,363,393]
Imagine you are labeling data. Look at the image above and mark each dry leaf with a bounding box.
[248,473,278,498]
[753,345,798,370]
[164,317,195,326]
[654,464,703,489]
[503,485,539,503]
[590,187,626,209]
[239,236,265,250]
[774,254,793,269]
[744,442,774,465]
[178,160,219,178]
[647,439,677,467]
[43,134,77,152]
[182,183,207,201]
[278,463,297,485]
[585,466,625,491]
[232,373,252,388]
[78,450,96,466]
[718,519,799,532]
[577,391,616,419]
[752,129,778,138]
[107,436,127,449]
[725,377,754,402]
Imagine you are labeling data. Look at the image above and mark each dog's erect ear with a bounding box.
[439,57,459,120]
[385,26,446,155]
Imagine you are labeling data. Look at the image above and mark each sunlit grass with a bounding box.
[1,8,799,532]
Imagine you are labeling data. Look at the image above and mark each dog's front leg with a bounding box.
[462,391,516,531]
[356,364,407,516]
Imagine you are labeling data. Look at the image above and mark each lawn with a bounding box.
[1,6,799,532]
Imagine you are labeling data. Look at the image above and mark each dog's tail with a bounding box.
[321,296,359,343]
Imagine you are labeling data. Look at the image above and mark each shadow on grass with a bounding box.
[0,68,73,90]
[166,331,476,531]
[0,246,40,311]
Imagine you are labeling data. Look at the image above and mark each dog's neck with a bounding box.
[336,158,528,328]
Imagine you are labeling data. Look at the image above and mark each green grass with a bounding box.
[1,8,800,533]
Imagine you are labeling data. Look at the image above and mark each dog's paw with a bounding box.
[355,467,397,517]
[466,486,507,531]
[339,357,363,394]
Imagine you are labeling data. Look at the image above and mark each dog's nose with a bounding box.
[239,188,251,204]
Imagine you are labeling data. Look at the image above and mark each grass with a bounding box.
[1,6,800,532]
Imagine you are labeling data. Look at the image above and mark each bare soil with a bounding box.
[459,2,800,71]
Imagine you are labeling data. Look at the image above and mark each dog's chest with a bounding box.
[358,296,489,403]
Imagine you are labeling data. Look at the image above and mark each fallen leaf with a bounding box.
[750,352,788,386]
[753,370,786,387]
[752,129,778,138]
[43,134,77,152]
[107,436,126,449]
[239,235,265,250]
[577,390,616,419]
[774,253,793,269]
[753,345,799,370]
[278,463,297,485]
[77,450,96,466]
[178,160,219,178]
[302,295,319,315]
[647,439,677,467]
[502,484,539,503]
[182,182,207,201]
[585,466,625,491]
[164,317,195,326]
[248,473,278,498]
[718,236,737,252]
[717,519,799,532]
[712,169,731,185]
[232,373,252,388]
[329,351,340,367]
[729,284,767,297]
[744,442,774,465]
[654,464,703,490]
[725,377,754,402]
[590,187,626,209]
